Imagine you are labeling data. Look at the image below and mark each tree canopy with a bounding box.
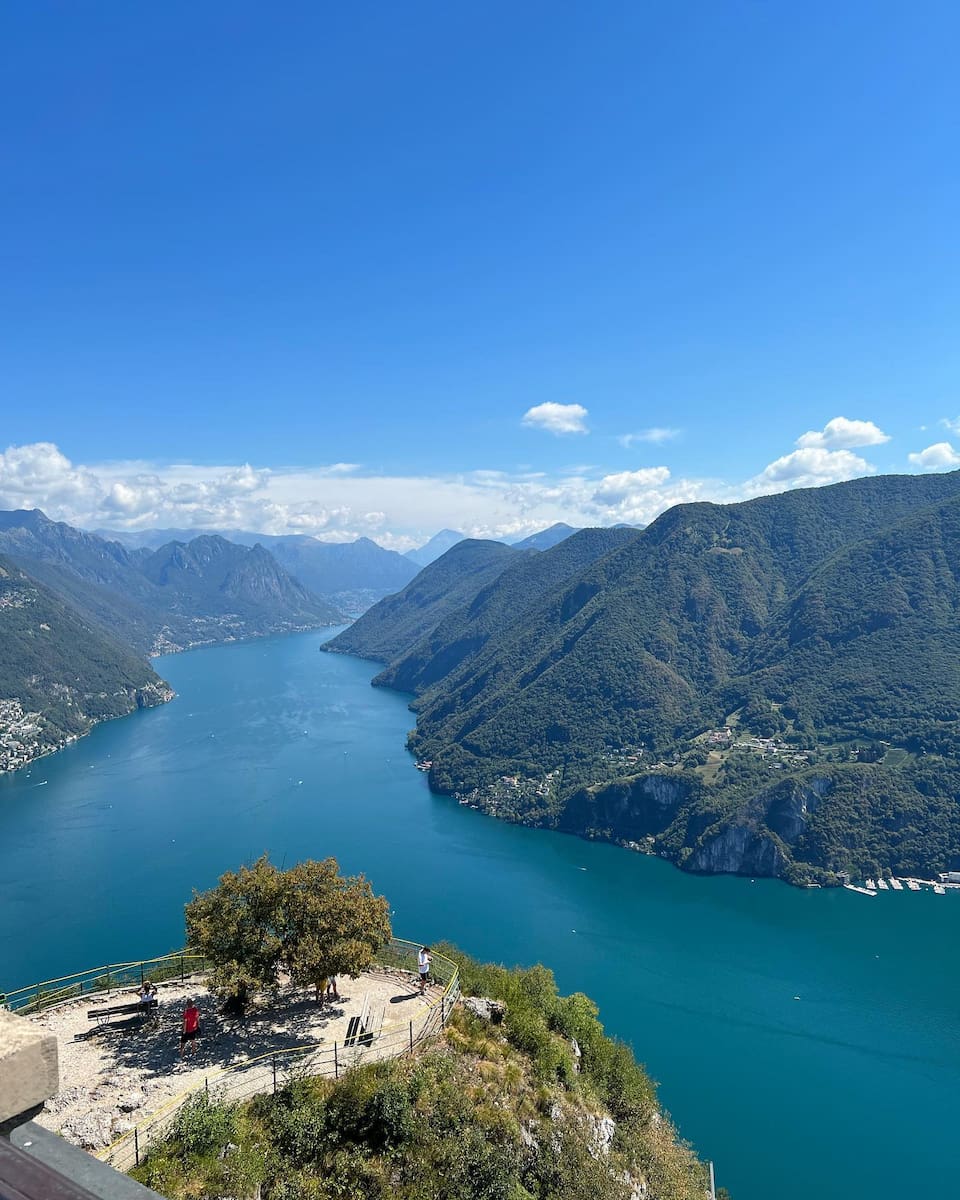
[185,856,391,1003]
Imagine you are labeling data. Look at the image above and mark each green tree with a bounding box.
[280,858,392,1001]
[185,856,286,1007]
[185,856,391,1007]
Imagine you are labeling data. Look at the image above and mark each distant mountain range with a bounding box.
[98,527,420,615]
[327,472,960,886]
[509,522,581,551]
[97,523,584,613]
[398,523,581,561]
[404,529,467,567]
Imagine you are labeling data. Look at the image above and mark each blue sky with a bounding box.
[2,1,958,547]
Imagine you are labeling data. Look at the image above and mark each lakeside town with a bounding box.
[0,698,67,773]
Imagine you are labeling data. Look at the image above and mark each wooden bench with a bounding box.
[360,1003,385,1047]
[345,993,371,1046]
[87,998,157,1027]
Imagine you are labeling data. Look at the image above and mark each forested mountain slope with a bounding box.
[0,556,171,769]
[411,474,960,774]
[323,540,520,665]
[341,472,960,884]
[375,526,639,695]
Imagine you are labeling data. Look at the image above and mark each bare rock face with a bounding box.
[685,822,786,875]
[462,996,506,1023]
[591,1115,617,1156]
[561,775,689,842]
[685,775,833,876]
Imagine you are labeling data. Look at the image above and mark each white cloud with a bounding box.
[795,416,890,450]
[318,463,361,475]
[747,447,873,493]
[592,467,672,505]
[0,420,923,551]
[585,467,710,527]
[939,417,960,435]
[522,402,589,435]
[908,442,960,471]
[618,428,680,447]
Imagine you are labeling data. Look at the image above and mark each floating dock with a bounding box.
[843,876,956,896]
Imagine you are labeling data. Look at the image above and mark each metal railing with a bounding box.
[5,940,459,1173]
[2,953,210,1014]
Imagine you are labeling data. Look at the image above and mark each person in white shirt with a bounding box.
[418,946,431,995]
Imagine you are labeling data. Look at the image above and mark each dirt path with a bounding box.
[30,969,441,1150]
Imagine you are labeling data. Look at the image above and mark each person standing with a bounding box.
[418,947,431,996]
[180,1000,201,1056]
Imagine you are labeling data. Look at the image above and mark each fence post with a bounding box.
[134,1127,139,1168]
[334,1042,338,1079]
[272,1056,277,1095]
[180,954,185,983]
[409,1020,414,1052]
[140,963,145,987]
[204,1077,209,1095]
[709,1162,716,1200]
[441,994,445,1024]
[35,983,40,1011]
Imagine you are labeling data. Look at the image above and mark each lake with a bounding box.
[1,629,957,1200]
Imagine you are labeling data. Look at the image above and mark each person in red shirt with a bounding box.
[179,1001,201,1056]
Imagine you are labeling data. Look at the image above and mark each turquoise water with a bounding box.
[1,629,958,1199]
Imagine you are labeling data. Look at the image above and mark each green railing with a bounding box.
[2,952,210,1014]
[5,939,460,1173]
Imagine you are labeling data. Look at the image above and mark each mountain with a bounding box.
[0,511,344,655]
[96,528,418,614]
[93,527,206,550]
[324,539,520,665]
[374,527,639,695]
[0,556,172,771]
[509,522,580,551]
[238,534,417,614]
[341,471,960,885]
[405,529,465,567]
[139,535,342,631]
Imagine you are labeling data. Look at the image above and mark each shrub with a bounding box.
[173,1091,236,1156]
